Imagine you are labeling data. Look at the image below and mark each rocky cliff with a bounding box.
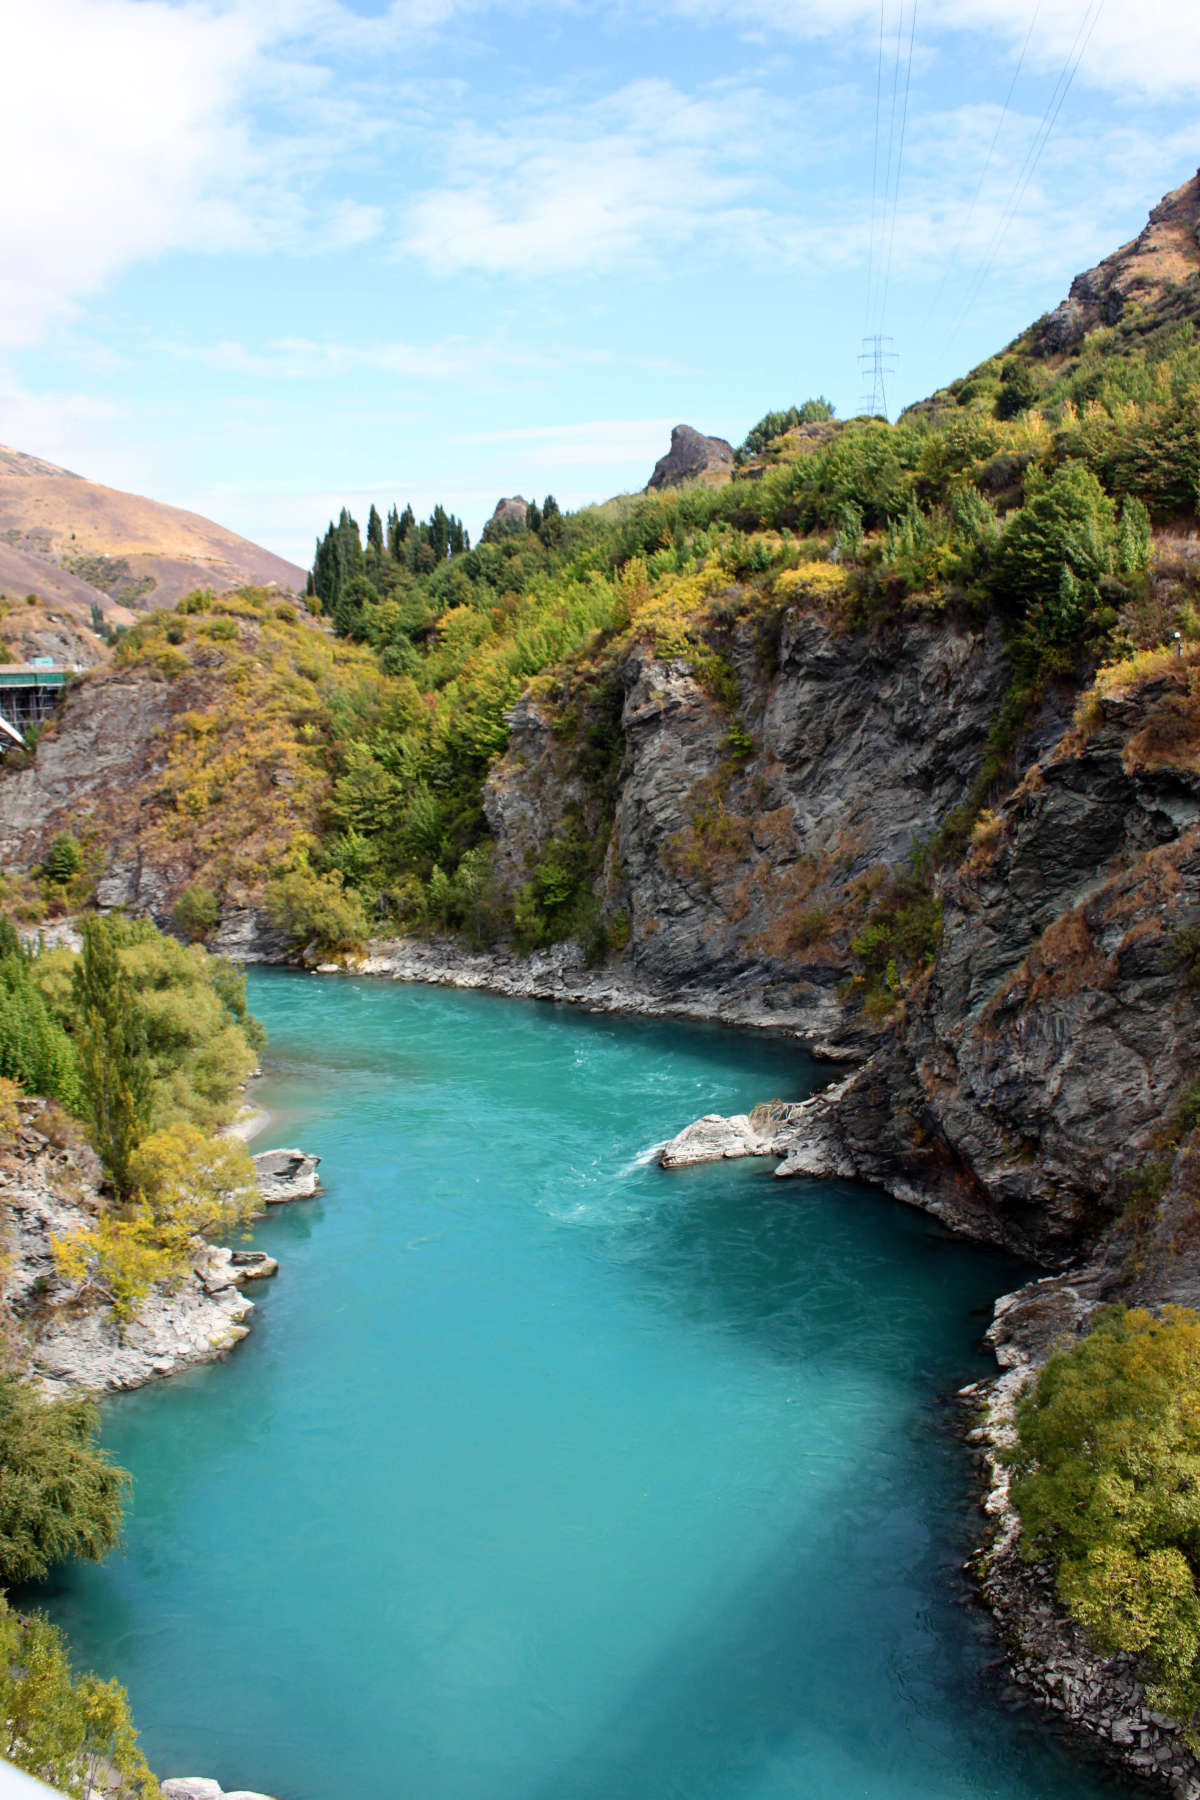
[484,593,1021,1045]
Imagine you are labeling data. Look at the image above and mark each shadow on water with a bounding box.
[516,1451,1140,1800]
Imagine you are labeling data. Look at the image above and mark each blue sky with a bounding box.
[4,0,1199,567]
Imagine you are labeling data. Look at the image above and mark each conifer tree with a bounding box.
[71,918,153,1203]
[367,504,384,557]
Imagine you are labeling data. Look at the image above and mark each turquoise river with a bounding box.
[39,971,1137,1799]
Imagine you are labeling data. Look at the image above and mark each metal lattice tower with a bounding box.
[858,335,897,420]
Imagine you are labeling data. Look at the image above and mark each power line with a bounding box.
[875,0,919,339]
[930,0,1043,323]
[946,0,1104,350]
[864,0,888,335]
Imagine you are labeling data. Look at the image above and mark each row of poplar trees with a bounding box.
[308,502,470,634]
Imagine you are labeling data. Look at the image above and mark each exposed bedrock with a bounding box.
[659,667,1200,1264]
[485,605,1020,1050]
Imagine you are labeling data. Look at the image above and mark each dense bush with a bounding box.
[1008,1305,1200,1738]
[994,461,1118,649]
[0,1376,126,1585]
[7,914,270,1318]
[171,881,220,943]
[0,1596,157,1797]
[0,921,80,1108]
[739,398,835,458]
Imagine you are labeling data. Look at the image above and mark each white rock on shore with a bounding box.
[658,1113,780,1168]
[252,1148,321,1204]
[162,1780,281,1800]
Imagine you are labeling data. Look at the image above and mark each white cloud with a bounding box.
[402,77,771,275]
[0,0,478,351]
[159,335,481,381]
[459,417,678,465]
[0,0,263,346]
[668,0,1200,101]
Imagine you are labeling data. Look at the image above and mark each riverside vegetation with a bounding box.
[0,915,268,1794]
[4,169,1200,1784]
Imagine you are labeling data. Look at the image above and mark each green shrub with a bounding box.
[40,834,83,887]
[265,865,369,954]
[171,881,220,943]
[0,1595,156,1796]
[739,399,834,458]
[0,1376,126,1585]
[995,461,1117,649]
[0,922,80,1108]
[1008,1305,1200,1740]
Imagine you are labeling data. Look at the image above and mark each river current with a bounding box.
[39,972,1135,1799]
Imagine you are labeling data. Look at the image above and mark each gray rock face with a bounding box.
[489,495,529,530]
[0,673,170,866]
[646,424,734,491]
[483,605,1011,1050]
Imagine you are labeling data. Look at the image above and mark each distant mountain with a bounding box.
[0,444,305,629]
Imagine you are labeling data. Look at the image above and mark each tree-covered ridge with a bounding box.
[291,320,1197,965]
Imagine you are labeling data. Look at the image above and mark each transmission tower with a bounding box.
[859,335,898,420]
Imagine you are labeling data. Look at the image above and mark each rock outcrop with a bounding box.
[252,1148,321,1204]
[1029,168,1200,357]
[0,1105,321,1395]
[489,495,529,530]
[645,424,735,490]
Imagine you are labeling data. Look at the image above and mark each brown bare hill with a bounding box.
[0,443,305,625]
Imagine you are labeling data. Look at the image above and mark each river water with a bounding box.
[39,972,1134,1799]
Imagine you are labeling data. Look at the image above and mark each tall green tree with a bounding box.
[71,917,154,1202]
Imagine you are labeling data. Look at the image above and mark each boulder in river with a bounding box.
[252,1149,322,1204]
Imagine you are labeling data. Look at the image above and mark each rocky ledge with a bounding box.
[163,1780,279,1800]
[344,935,855,1051]
[0,1112,322,1396]
[253,1148,321,1204]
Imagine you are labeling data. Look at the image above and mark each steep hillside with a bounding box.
[0,589,391,954]
[914,168,1200,427]
[0,443,305,625]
